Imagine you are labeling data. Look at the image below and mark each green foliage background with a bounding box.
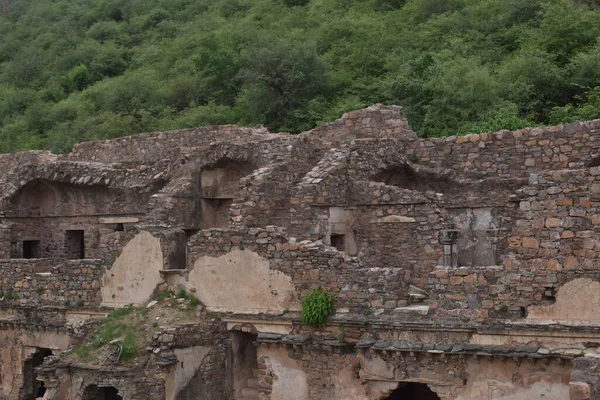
[0,0,599,153]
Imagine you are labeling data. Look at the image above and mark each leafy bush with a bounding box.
[301,287,334,327]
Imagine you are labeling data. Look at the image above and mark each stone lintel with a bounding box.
[99,216,139,224]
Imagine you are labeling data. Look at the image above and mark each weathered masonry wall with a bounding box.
[254,343,571,400]
[0,105,599,399]
[0,259,103,308]
[415,120,600,178]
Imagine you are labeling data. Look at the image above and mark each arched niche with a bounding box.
[10,179,127,218]
[21,348,53,400]
[82,385,123,400]
[199,160,257,229]
[385,382,441,400]
[200,160,256,199]
[7,179,140,260]
[11,180,58,217]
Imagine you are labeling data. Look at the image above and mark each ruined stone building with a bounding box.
[0,104,600,399]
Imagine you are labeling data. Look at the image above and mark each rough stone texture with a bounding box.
[0,105,600,399]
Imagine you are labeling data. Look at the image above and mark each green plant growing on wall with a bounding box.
[301,287,334,328]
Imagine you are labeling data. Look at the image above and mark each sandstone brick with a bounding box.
[564,256,579,270]
[545,218,561,228]
[449,276,464,285]
[522,237,540,249]
[569,382,591,400]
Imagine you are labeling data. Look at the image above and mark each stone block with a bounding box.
[569,382,591,400]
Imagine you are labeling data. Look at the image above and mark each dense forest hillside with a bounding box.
[0,0,599,152]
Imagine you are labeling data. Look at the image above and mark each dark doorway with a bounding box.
[22,348,53,400]
[65,230,85,259]
[82,385,123,400]
[23,240,41,259]
[386,382,440,400]
[167,231,187,270]
[101,387,123,400]
[232,331,258,400]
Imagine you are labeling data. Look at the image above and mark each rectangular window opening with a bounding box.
[183,229,200,238]
[330,234,345,252]
[65,230,85,260]
[23,240,41,259]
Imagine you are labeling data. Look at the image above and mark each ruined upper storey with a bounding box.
[2,105,600,399]
[0,105,598,323]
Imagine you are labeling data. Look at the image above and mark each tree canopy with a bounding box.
[0,0,599,153]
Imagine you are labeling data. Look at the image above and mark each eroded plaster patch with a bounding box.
[258,347,309,400]
[455,358,570,400]
[332,363,371,400]
[101,231,164,308]
[165,346,211,400]
[527,278,600,325]
[188,248,298,314]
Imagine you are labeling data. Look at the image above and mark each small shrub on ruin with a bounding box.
[156,290,174,301]
[301,287,334,328]
[109,304,135,319]
[188,295,201,308]
[120,332,138,361]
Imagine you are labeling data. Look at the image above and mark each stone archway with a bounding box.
[22,348,53,400]
[385,382,441,400]
[82,385,123,400]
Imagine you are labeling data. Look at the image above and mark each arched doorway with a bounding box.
[22,348,53,400]
[82,385,123,400]
[386,382,440,400]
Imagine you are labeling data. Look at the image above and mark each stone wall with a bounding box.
[0,259,103,309]
[415,120,600,178]
[254,341,572,400]
[1,106,600,399]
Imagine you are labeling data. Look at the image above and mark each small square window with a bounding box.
[23,240,41,259]
[330,234,345,252]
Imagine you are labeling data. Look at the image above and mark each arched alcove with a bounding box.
[199,159,257,229]
[200,159,256,198]
[82,385,123,400]
[385,382,440,400]
[11,180,57,217]
[10,179,127,218]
